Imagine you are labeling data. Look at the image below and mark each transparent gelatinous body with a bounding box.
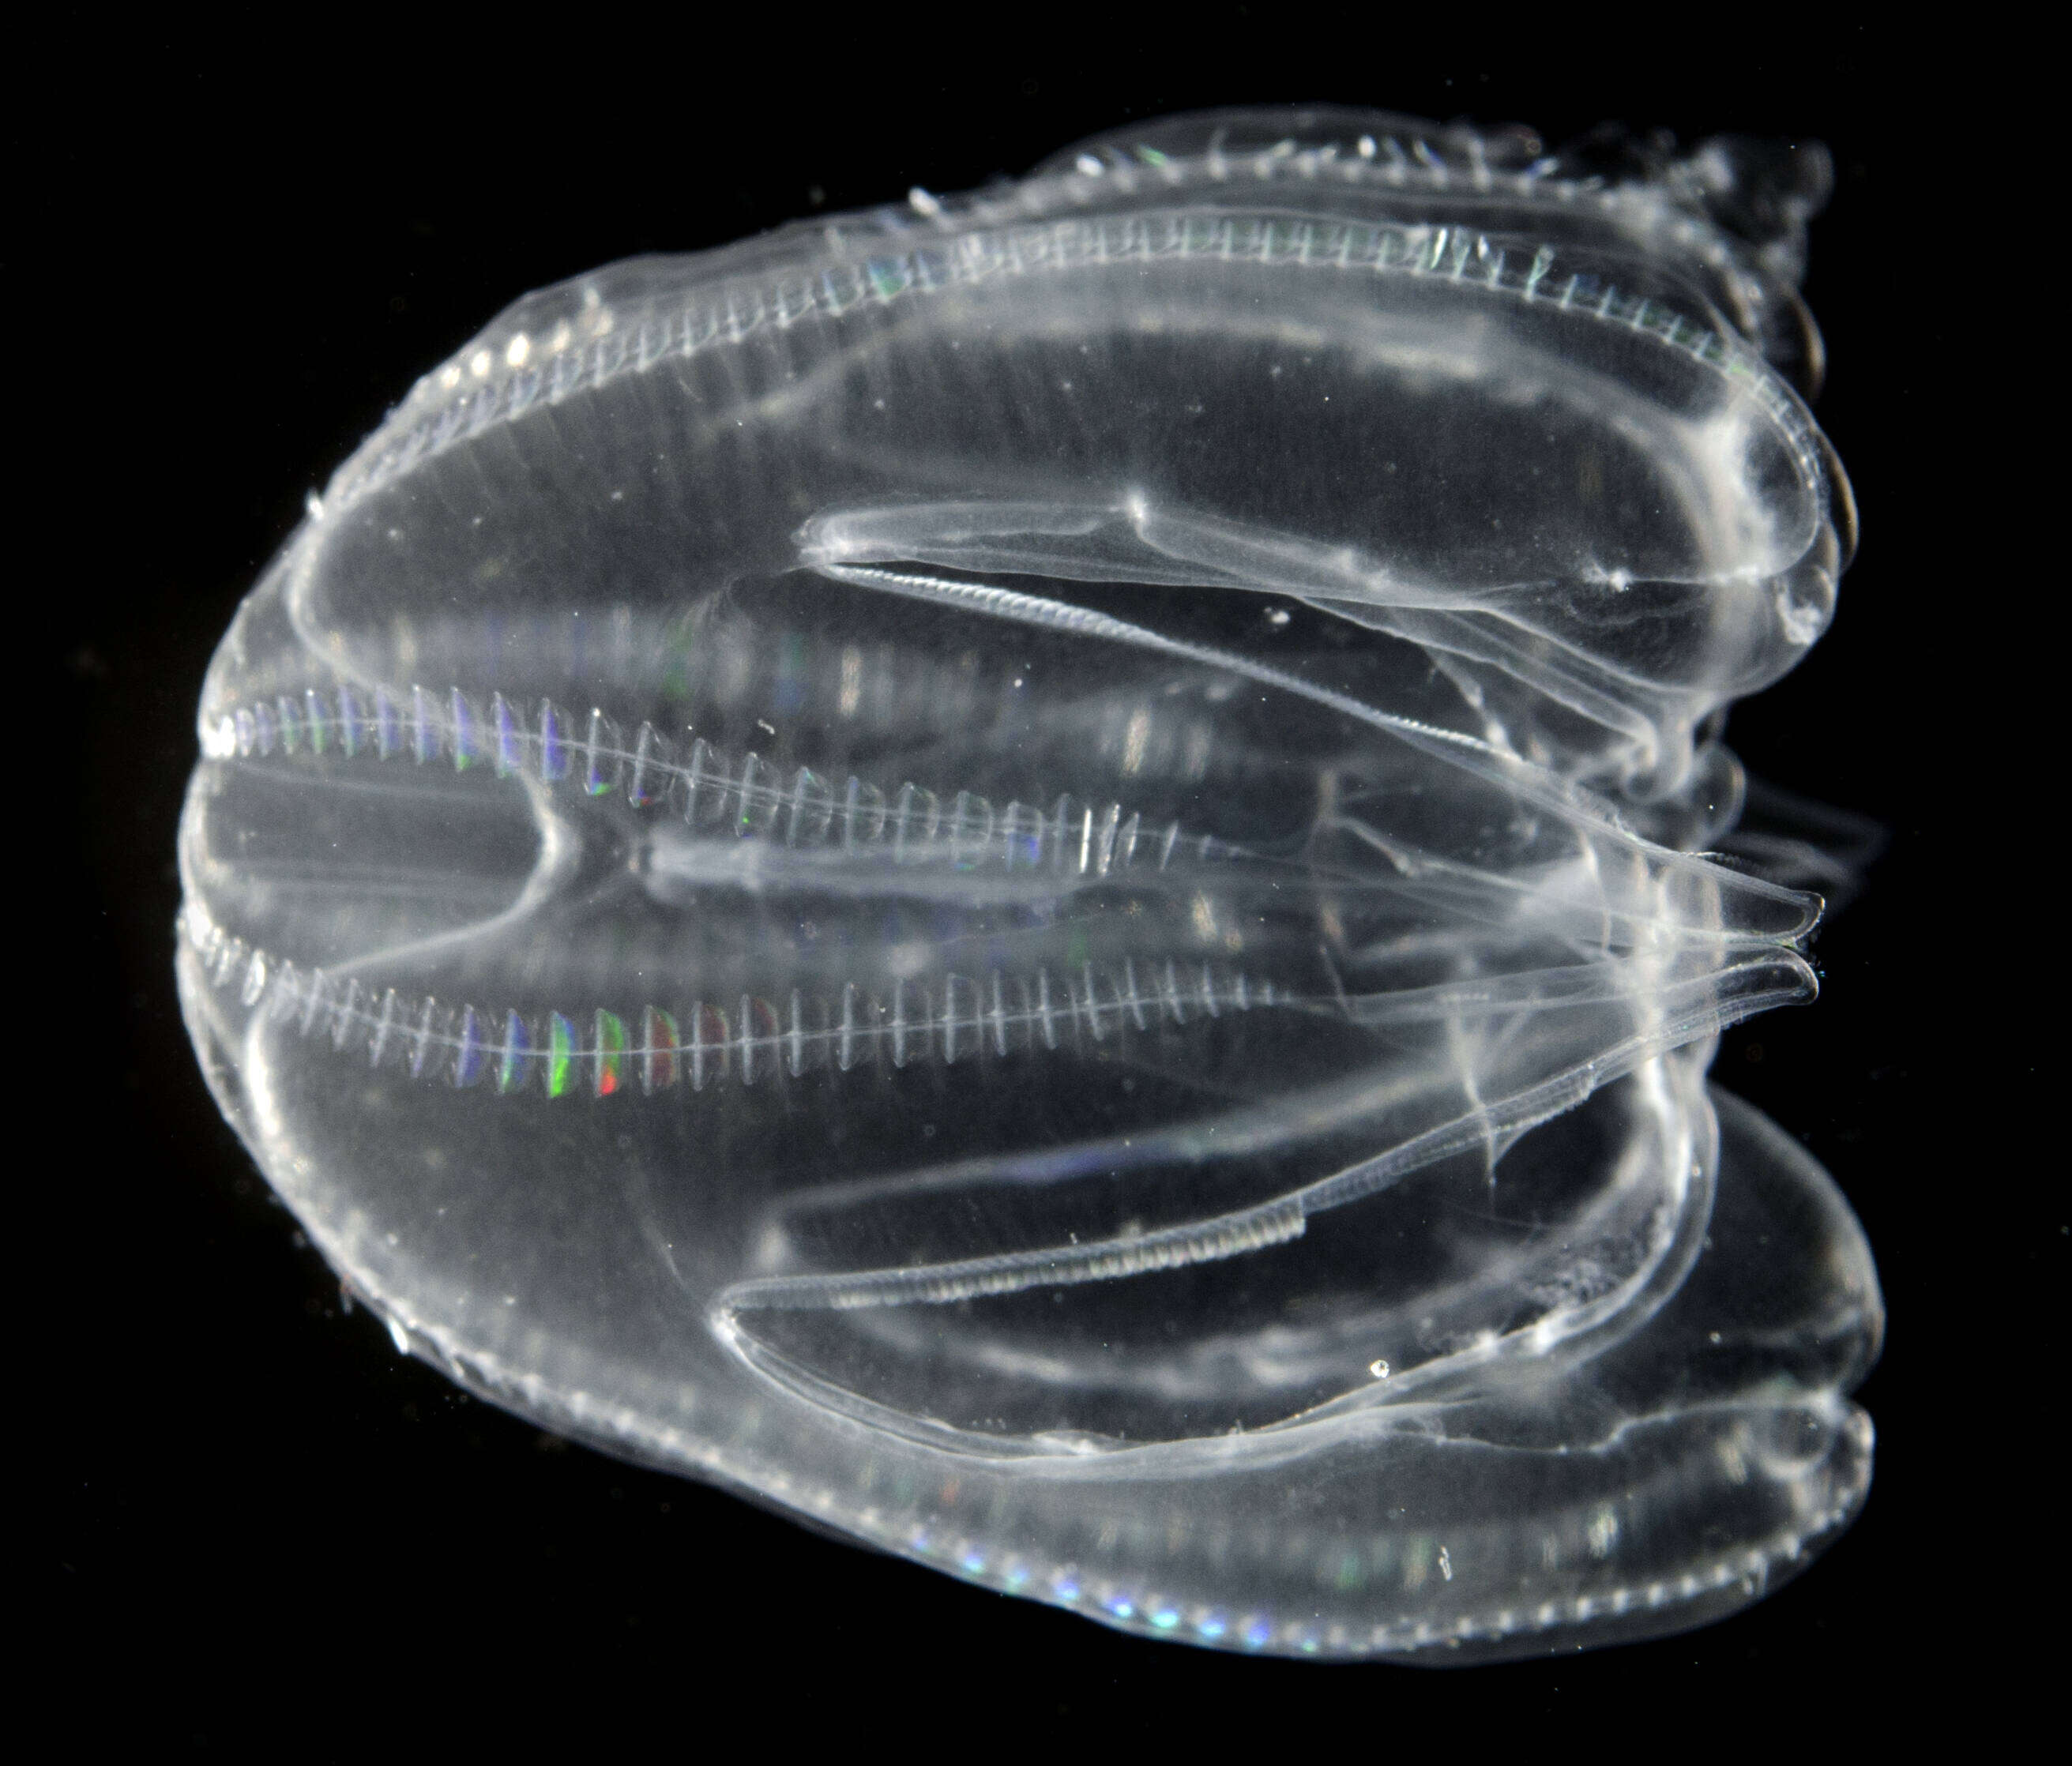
[179,107,1878,1659]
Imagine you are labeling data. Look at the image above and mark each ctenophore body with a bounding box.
[179,107,1879,1659]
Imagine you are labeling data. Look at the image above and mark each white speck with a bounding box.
[469,348,493,378]
[439,364,462,389]
[386,1317,410,1355]
[1357,135,1377,160]
[908,186,942,216]
[1265,607,1290,627]
[758,719,777,737]
[304,491,324,520]
[1368,1358,1390,1379]
[1438,1546,1453,1580]
[505,333,530,367]
[1075,153,1104,175]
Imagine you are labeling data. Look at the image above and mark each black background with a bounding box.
[40,14,2041,1746]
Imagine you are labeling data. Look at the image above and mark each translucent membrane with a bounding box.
[179,106,1876,1659]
